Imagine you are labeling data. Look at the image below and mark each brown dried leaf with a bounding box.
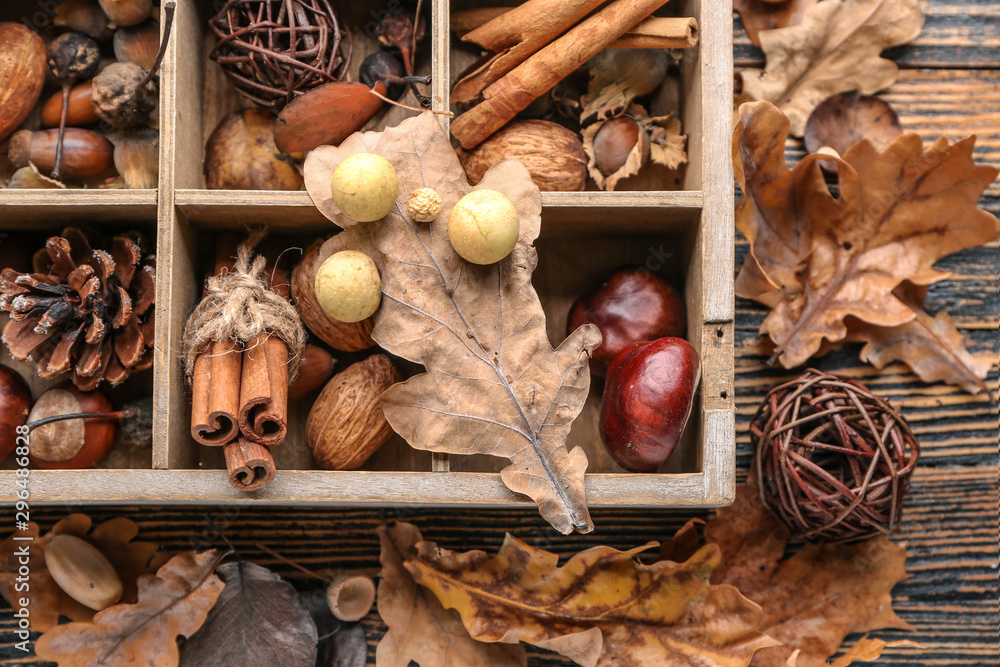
[699,478,916,667]
[734,101,1000,385]
[827,638,923,667]
[737,0,927,136]
[35,550,225,667]
[0,515,165,632]
[375,523,527,667]
[735,0,818,48]
[406,533,777,667]
[304,112,601,534]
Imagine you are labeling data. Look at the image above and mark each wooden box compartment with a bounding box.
[0,0,734,509]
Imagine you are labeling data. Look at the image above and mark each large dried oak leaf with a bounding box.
[376,523,527,667]
[737,0,927,136]
[34,550,224,667]
[405,534,778,667]
[0,514,164,632]
[734,101,1000,384]
[304,112,601,534]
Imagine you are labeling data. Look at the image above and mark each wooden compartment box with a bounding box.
[0,0,734,511]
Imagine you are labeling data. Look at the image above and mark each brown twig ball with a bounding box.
[750,369,920,543]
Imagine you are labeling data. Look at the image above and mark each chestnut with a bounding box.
[599,337,700,472]
[567,267,686,376]
[0,365,31,462]
[27,382,117,469]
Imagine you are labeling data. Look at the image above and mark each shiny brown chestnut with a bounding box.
[599,337,700,472]
[0,365,31,461]
[567,267,686,375]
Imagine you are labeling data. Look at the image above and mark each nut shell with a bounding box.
[204,109,303,190]
[288,344,336,399]
[0,23,46,142]
[99,0,153,27]
[457,120,587,192]
[28,383,117,469]
[0,365,30,461]
[306,354,401,470]
[8,128,114,178]
[44,534,123,611]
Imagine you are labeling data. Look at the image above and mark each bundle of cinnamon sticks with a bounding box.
[189,236,294,491]
[450,0,698,148]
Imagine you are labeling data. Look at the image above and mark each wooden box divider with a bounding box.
[0,0,734,509]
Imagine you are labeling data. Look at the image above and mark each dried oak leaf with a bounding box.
[304,112,601,534]
[405,533,777,667]
[736,0,927,136]
[375,522,527,667]
[0,514,165,632]
[734,101,1000,390]
[179,561,318,667]
[735,0,818,48]
[661,477,917,667]
[35,550,225,667]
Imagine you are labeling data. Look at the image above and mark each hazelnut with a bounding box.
[330,153,399,222]
[448,189,520,265]
[314,250,382,323]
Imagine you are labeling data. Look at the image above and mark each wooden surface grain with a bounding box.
[1,4,998,666]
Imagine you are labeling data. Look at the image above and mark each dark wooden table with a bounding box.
[2,4,997,665]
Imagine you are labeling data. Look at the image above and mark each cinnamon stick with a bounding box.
[223,436,277,491]
[190,339,242,446]
[238,333,289,446]
[451,0,672,149]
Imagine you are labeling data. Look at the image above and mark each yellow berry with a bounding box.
[314,250,382,323]
[330,153,399,222]
[447,189,520,265]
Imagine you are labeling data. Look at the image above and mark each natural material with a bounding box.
[326,571,376,622]
[272,81,385,154]
[35,550,225,666]
[406,187,443,222]
[735,0,927,136]
[751,369,920,543]
[406,528,775,666]
[180,561,318,667]
[5,165,67,190]
[113,19,161,69]
[47,31,101,179]
[580,48,668,121]
[288,343,335,399]
[567,267,686,375]
[359,50,407,101]
[291,239,377,352]
[0,365,30,460]
[600,337,700,472]
[304,113,601,534]
[239,334,290,446]
[376,523,527,667]
[0,23,46,142]
[99,0,152,27]
[448,189,520,264]
[582,104,687,190]
[41,81,99,128]
[8,128,114,179]
[330,153,400,223]
[27,383,116,469]
[803,91,903,162]
[44,534,123,611]
[374,11,428,106]
[0,228,156,391]
[306,354,400,470]
[734,0,817,47]
[109,127,159,189]
[734,101,999,394]
[205,109,303,191]
[314,250,383,323]
[457,120,588,192]
[0,514,164,632]
[208,0,353,109]
[53,0,115,41]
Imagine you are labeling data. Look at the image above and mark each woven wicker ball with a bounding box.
[209,0,352,109]
[750,369,920,543]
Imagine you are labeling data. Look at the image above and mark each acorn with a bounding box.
[44,534,123,611]
[114,19,161,70]
[53,0,115,41]
[288,344,336,399]
[46,32,101,179]
[99,0,152,27]
[41,80,99,128]
[8,129,114,179]
[109,126,158,189]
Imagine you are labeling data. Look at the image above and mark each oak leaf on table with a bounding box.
[734,101,999,393]
[0,514,165,632]
[737,0,927,136]
[375,523,527,667]
[34,549,225,667]
[304,112,601,534]
[734,0,818,48]
[404,532,777,667]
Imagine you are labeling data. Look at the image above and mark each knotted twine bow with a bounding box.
[181,230,305,383]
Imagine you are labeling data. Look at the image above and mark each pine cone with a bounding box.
[0,227,155,391]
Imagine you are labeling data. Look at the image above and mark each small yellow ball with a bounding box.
[447,189,520,265]
[314,250,382,323]
[407,187,442,222]
[330,153,399,222]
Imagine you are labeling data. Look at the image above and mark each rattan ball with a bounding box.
[750,369,920,543]
[209,0,352,109]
